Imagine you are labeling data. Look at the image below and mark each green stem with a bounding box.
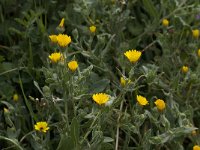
[0,136,23,150]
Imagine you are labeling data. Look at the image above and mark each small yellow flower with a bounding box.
[89,25,96,33]
[68,60,78,71]
[192,29,199,38]
[120,77,131,87]
[57,34,71,47]
[59,18,65,28]
[197,49,200,57]
[92,93,109,105]
[13,94,19,102]
[124,50,142,63]
[162,19,169,27]
[181,65,189,73]
[49,52,62,63]
[34,121,49,133]
[154,99,166,111]
[49,35,58,43]
[193,145,200,150]
[4,108,9,113]
[137,95,148,106]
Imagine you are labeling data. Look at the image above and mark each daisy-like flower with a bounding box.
[193,145,200,150]
[92,93,109,105]
[57,34,71,47]
[13,93,19,102]
[124,50,142,63]
[49,52,62,63]
[181,65,189,73]
[137,95,148,106]
[162,19,169,27]
[59,18,65,28]
[154,99,166,111]
[49,35,57,43]
[34,121,49,133]
[89,25,96,33]
[192,29,199,38]
[68,60,78,71]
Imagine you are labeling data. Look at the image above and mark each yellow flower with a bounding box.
[89,25,96,33]
[154,99,166,111]
[59,18,65,28]
[4,108,9,113]
[192,29,199,38]
[49,35,57,43]
[57,34,71,47]
[162,19,169,27]
[120,77,131,86]
[34,121,49,133]
[68,60,78,71]
[124,50,142,63]
[197,49,200,57]
[193,145,200,150]
[137,95,148,106]
[181,65,189,73]
[49,52,62,63]
[13,94,19,102]
[192,130,197,136]
[92,93,109,105]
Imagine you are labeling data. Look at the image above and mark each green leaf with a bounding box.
[142,0,159,19]
[70,117,80,147]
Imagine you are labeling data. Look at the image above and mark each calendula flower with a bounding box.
[57,34,71,47]
[154,99,166,111]
[49,52,62,63]
[68,60,78,71]
[193,145,200,150]
[34,121,49,133]
[124,50,142,63]
[120,77,131,86]
[181,65,189,73]
[89,25,96,33]
[137,95,148,106]
[49,35,57,43]
[92,93,109,105]
[13,94,19,102]
[192,29,199,38]
[197,49,200,57]
[59,18,65,28]
[162,19,169,27]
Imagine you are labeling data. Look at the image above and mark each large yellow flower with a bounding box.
[68,60,78,71]
[34,121,49,133]
[49,35,57,43]
[49,52,62,63]
[162,19,169,27]
[57,34,71,47]
[89,25,96,33]
[137,95,148,106]
[92,93,109,105]
[59,18,65,28]
[154,99,166,111]
[193,145,200,150]
[124,50,142,63]
[192,29,199,38]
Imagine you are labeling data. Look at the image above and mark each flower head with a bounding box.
[124,50,142,63]
[193,145,200,150]
[181,65,189,73]
[34,121,49,133]
[57,34,71,47]
[49,52,62,63]
[192,29,199,38]
[4,108,9,113]
[197,49,200,57]
[68,60,78,71]
[92,93,109,105]
[162,19,169,27]
[49,35,57,43]
[59,18,65,28]
[89,25,96,33]
[120,77,131,87]
[13,94,19,102]
[137,95,148,106]
[154,99,166,111]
